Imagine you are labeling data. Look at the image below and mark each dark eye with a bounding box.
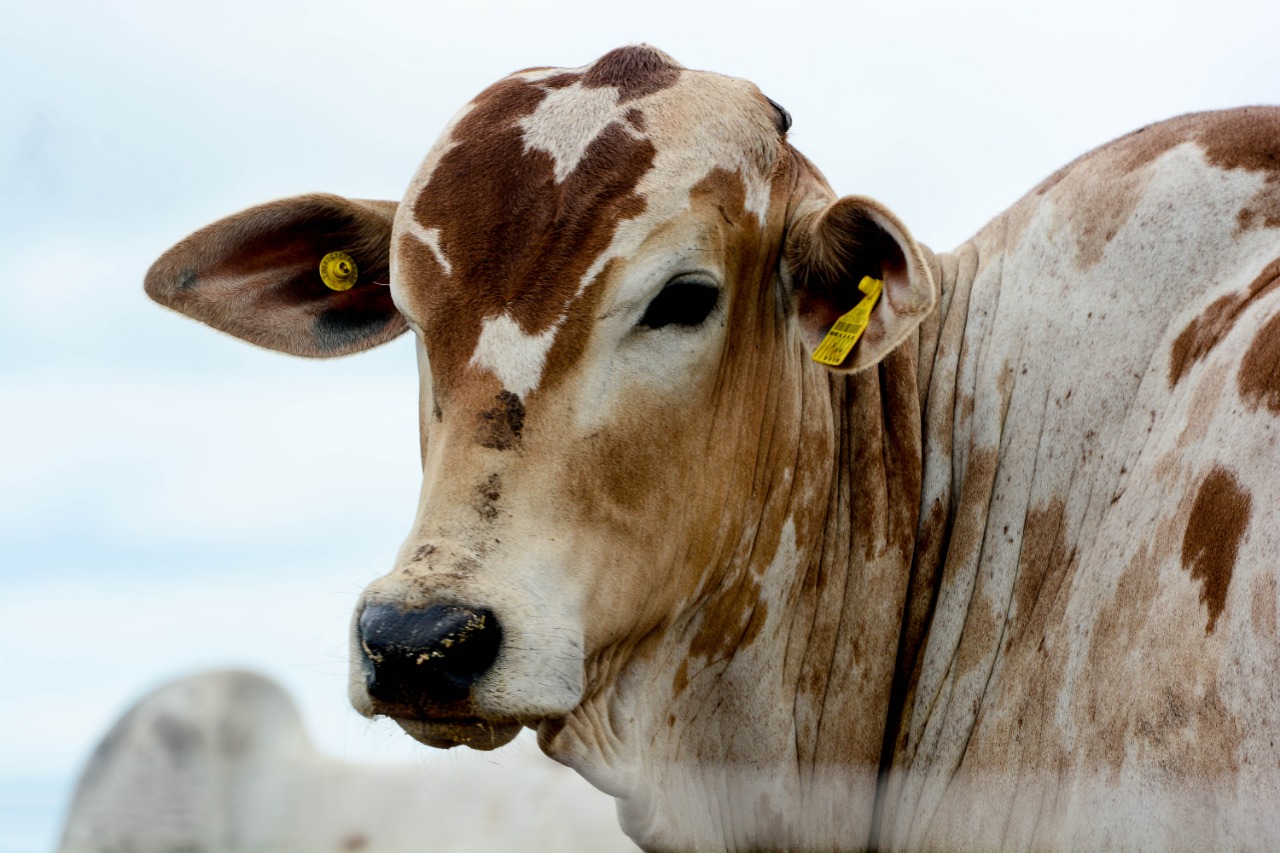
[637,278,720,329]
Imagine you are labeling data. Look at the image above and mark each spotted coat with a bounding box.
[146,46,1280,851]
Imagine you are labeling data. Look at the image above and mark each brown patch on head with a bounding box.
[403,75,655,395]
[582,45,681,104]
[340,834,368,852]
[1169,256,1280,387]
[1043,108,1280,268]
[474,473,502,522]
[475,390,525,450]
[1238,309,1280,413]
[1181,467,1251,635]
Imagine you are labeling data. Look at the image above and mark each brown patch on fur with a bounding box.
[1236,189,1280,233]
[1083,539,1164,774]
[1168,256,1280,387]
[1042,108,1280,269]
[475,390,525,450]
[955,595,998,677]
[1181,467,1251,634]
[1201,110,1280,235]
[340,834,368,852]
[1238,309,1280,413]
[1012,498,1075,647]
[1069,476,1251,789]
[653,167,781,674]
[950,498,1080,781]
[474,473,502,522]
[672,659,689,695]
[688,574,769,668]
[405,74,654,396]
[943,447,1000,572]
[581,45,681,104]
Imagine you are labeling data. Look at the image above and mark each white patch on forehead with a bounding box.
[512,65,587,83]
[734,157,773,224]
[402,220,452,275]
[469,312,562,399]
[574,75,778,300]
[518,81,639,183]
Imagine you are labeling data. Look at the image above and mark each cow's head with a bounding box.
[146,43,934,825]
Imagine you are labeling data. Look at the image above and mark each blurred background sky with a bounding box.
[2,1,1278,850]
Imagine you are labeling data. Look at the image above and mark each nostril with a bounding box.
[358,604,502,705]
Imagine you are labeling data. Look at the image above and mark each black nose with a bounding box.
[358,604,502,706]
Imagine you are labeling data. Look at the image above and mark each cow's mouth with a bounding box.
[391,715,523,750]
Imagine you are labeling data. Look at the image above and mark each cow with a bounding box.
[58,671,635,853]
[144,45,1280,851]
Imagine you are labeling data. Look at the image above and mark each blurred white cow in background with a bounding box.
[59,670,637,853]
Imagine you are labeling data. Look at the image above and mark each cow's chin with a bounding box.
[393,716,523,751]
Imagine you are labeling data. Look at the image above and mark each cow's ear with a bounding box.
[783,195,936,372]
[145,194,407,358]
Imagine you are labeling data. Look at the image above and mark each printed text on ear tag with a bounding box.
[811,276,884,366]
[319,251,359,291]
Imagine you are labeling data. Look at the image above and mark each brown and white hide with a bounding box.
[144,46,1280,851]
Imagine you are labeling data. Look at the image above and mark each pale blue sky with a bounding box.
[3,0,1278,849]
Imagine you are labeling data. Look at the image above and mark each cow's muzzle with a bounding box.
[358,603,501,706]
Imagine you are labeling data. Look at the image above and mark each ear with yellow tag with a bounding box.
[145,194,406,358]
[784,195,936,372]
[812,276,883,366]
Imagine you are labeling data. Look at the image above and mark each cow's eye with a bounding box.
[637,277,719,329]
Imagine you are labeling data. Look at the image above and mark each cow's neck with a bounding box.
[540,244,980,852]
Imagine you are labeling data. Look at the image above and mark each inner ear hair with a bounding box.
[805,201,903,282]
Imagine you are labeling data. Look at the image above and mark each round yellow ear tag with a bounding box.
[319,251,358,291]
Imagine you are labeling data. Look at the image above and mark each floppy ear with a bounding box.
[145,194,407,357]
[784,195,936,372]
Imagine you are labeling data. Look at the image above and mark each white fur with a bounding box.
[519,82,639,184]
[469,312,561,399]
[402,220,452,276]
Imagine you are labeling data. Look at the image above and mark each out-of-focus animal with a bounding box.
[59,670,637,852]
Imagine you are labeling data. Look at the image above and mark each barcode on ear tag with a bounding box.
[811,276,883,366]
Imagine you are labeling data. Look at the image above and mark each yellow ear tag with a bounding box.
[319,251,358,291]
[811,276,884,366]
